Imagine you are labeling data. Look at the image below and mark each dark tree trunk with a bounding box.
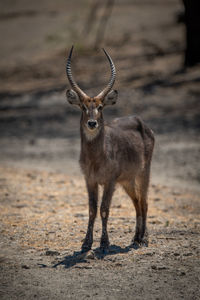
[183,0,200,67]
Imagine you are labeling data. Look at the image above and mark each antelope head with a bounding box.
[66,46,118,138]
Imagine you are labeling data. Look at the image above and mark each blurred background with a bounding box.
[0,0,199,190]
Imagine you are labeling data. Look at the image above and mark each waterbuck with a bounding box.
[66,46,154,251]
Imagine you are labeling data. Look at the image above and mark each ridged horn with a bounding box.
[66,46,88,100]
[96,49,116,100]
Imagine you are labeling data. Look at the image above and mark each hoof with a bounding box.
[131,238,148,249]
[131,241,140,250]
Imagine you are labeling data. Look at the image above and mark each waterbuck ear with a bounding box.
[104,90,118,106]
[66,89,80,106]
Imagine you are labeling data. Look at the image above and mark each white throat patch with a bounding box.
[83,126,100,141]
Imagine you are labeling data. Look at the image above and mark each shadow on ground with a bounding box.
[53,244,132,269]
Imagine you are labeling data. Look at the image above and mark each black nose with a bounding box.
[87,120,97,129]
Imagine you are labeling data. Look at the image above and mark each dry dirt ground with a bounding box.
[0,1,200,299]
[0,166,199,300]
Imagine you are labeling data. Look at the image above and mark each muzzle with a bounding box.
[87,119,98,130]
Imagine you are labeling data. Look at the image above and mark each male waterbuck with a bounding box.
[66,46,154,251]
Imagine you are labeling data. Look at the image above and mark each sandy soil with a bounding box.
[0,1,200,299]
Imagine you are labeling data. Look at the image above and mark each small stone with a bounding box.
[157,265,167,270]
[74,213,85,218]
[45,250,60,256]
[38,264,47,268]
[115,262,122,267]
[145,251,155,256]
[151,265,157,270]
[150,220,162,224]
[180,271,186,276]
[183,252,192,256]
[151,265,167,270]
[22,264,30,269]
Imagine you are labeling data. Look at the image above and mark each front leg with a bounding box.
[81,180,98,252]
[100,181,115,251]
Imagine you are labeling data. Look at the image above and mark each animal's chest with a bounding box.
[80,155,109,185]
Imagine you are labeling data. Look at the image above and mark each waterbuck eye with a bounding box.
[97,104,103,111]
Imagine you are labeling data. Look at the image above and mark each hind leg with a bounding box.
[123,173,149,247]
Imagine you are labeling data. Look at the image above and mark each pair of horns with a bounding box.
[66,46,116,100]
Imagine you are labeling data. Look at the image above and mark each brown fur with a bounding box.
[79,106,155,251]
[83,97,103,107]
[66,47,154,251]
